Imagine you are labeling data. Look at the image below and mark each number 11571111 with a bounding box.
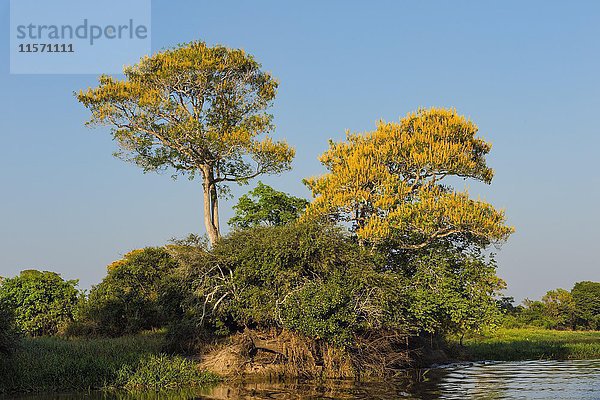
[18,43,74,53]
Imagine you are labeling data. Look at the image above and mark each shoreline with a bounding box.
[1,328,599,395]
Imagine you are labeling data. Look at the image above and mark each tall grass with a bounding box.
[115,354,220,391]
[453,328,600,361]
[0,332,164,393]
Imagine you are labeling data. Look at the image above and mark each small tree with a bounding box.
[0,270,79,336]
[78,41,295,244]
[304,107,513,249]
[541,288,576,329]
[79,247,177,336]
[229,182,309,228]
[404,244,505,340]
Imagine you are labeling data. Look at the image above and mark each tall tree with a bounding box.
[304,107,513,249]
[78,41,295,244]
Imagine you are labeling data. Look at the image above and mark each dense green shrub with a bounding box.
[74,247,178,337]
[170,222,504,347]
[280,278,361,346]
[0,270,79,336]
[0,305,20,356]
[401,244,505,337]
[190,223,392,343]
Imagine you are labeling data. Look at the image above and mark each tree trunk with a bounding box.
[202,165,220,245]
[210,183,220,237]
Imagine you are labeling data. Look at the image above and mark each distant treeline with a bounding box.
[498,282,600,330]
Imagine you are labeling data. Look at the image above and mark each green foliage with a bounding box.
[571,281,600,329]
[0,305,20,356]
[280,278,360,346]
[229,182,309,228]
[0,332,164,393]
[400,244,504,336]
[75,247,178,336]
[115,354,220,391]
[0,270,79,336]
[174,222,391,344]
[170,221,503,347]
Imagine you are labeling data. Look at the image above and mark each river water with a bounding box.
[7,359,600,400]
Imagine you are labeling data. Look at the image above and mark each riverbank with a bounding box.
[3,328,599,395]
[0,331,218,394]
[451,328,600,361]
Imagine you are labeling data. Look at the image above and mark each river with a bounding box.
[6,359,600,400]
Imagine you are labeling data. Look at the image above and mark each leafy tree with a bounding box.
[402,244,505,341]
[304,108,513,249]
[77,247,178,336]
[571,281,600,329]
[541,288,576,329]
[228,181,309,228]
[77,41,295,244]
[0,270,79,336]
[497,297,517,314]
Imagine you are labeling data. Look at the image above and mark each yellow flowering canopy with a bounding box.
[304,108,513,249]
[77,41,294,181]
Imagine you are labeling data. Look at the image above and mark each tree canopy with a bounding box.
[228,182,309,228]
[77,41,295,244]
[304,107,513,249]
[571,281,600,329]
[76,247,178,336]
[0,270,79,336]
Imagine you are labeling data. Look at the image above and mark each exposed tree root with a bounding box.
[198,328,441,380]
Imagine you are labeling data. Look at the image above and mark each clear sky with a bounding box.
[0,0,598,302]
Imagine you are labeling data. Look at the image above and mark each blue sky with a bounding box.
[0,0,598,302]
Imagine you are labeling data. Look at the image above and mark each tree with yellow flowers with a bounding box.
[304,107,513,249]
[78,41,294,244]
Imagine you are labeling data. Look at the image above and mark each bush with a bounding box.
[392,243,505,337]
[280,278,360,346]
[75,247,178,337]
[0,306,20,356]
[168,221,508,349]
[0,270,79,336]
[173,222,428,348]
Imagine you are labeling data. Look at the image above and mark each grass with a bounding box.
[115,354,220,391]
[452,328,600,361]
[0,331,219,394]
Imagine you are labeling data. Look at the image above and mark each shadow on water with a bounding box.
[5,359,600,400]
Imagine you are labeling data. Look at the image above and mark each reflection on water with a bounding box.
[5,359,600,400]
